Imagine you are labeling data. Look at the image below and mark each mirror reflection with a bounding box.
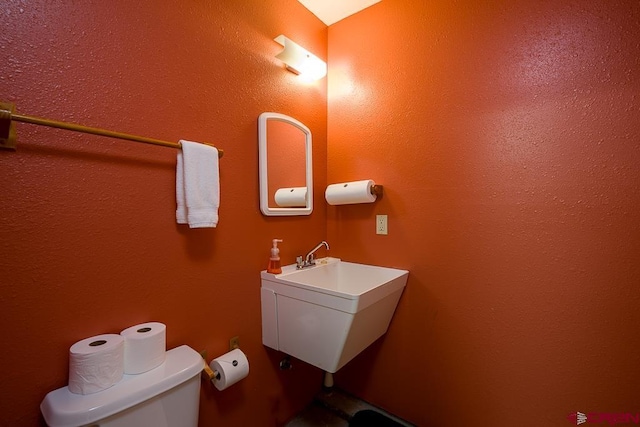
[267,120,306,207]
[258,112,313,216]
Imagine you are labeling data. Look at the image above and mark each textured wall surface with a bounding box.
[0,1,327,425]
[327,0,640,425]
[3,1,639,426]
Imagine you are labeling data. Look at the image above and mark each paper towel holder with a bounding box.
[324,181,384,206]
[327,182,383,197]
[370,184,383,196]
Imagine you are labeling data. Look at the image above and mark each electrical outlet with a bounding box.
[376,215,388,235]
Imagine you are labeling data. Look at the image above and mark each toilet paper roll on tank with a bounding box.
[325,179,381,205]
[120,321,166,374]
[68,334,124,395]
[67,322,167,395]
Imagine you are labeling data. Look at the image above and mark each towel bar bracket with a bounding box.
[0,102,17,151]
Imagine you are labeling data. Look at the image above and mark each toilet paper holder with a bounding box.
[201,347,249,391]
[200,335,241,385]
[202,362,220,383]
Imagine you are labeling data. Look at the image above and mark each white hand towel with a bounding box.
[176,140,220,228]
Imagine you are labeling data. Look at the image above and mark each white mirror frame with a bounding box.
[258,112,313,216]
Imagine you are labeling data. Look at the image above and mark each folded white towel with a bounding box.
[176,140,220,228]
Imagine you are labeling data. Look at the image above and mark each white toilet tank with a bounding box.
[40,345,203,427]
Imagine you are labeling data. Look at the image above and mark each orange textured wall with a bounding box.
[0,1,326,425]
[328,1,640,426]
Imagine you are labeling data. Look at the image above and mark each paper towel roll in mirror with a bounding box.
[275,187,307,207]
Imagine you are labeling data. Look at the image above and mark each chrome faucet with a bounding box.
[296,241,330,269]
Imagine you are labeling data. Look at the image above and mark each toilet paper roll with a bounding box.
[209,348,249,391]
[68,334,124,395]
[275,187,307,207]
[120,322,166,375]
[325,180,377,205]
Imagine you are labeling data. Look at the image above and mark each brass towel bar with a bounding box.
[0,102,223,157]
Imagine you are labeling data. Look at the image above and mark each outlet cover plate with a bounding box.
[376,215,388,235]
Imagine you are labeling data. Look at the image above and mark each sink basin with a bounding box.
[265,257,408,313]
[261,257,408,372]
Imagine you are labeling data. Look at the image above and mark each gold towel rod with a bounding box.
[0,102,223,157]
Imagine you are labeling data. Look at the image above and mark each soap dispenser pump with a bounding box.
[267,239,283,274]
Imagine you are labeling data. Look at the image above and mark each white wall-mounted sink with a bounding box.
[261,257,408,373]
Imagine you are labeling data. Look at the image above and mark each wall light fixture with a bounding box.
[274,35,327,81]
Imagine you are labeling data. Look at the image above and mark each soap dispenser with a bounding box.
[267,239,283,274]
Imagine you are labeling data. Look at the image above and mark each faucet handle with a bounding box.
[296,256,304,269]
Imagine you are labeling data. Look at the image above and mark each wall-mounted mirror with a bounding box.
[258,112,313,216]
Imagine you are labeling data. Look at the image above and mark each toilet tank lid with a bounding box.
[40,345,204,427]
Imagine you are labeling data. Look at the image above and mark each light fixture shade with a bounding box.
[274,35,327,81]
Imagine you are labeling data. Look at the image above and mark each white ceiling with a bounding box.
[298,0,381,26]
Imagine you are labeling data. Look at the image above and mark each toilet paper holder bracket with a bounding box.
[200,349,220,384]
[202,362,220,383]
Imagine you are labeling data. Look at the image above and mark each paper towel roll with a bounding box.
[275,187,307,207]
[209,348,249,391]
[325,180,377,205]
[120,322,166,374]
[68,334,124,395]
